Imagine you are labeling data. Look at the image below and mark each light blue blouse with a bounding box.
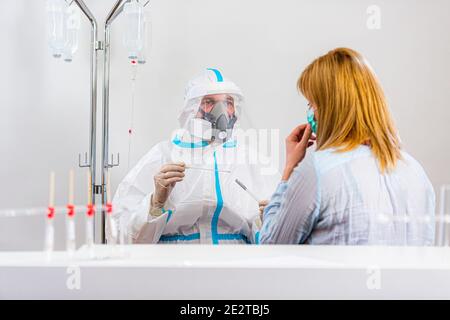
[260,146,435,245]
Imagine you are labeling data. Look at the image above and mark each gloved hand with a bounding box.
[258,200,269,221]
[151,162,185,209]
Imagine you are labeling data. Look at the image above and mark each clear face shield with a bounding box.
[186,93,242,143]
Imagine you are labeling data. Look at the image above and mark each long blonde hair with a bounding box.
[298,47,401,172]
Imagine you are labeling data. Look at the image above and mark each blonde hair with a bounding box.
[298,47,401,172]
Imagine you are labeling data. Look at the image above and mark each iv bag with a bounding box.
[137,12,151,64]
[123,0,145,60]
[47,0,68,58]
[63,4,81,62]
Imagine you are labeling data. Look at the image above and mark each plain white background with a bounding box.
[0,0,449,250]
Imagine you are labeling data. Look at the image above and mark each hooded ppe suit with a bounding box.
[109,68,280,244]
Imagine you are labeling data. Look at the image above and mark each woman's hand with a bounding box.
[282,124,315,181]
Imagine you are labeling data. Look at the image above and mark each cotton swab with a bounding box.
[48,171,55,208]
[68,169,74,205]
[235,179,261,203]
[186,165,231,173]
[87,169,92,205]
[107,170,112,201]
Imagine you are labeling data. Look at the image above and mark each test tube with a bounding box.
[439,185,450,246]
[106,171,118,246]
[118,214,126,256]
[117,212,133,258]
[44,172,56,259]
[66,169,76,256]
[86,170,95,258]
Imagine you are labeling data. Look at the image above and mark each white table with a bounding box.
[1,245,450,299]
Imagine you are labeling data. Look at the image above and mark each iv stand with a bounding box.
[71,0,99,241]
[101,0,128,244]
[70,0,148,244]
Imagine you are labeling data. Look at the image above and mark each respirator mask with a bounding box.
[189,96,237,142]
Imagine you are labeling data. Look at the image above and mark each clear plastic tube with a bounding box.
[106,204,118,245]
[118,213,132,258]
[439,185,450,246]
[44,207,55,260]
[66,205,76,256]
[119,214,126,246]
[86,205,95,258]
[47,0,68,58]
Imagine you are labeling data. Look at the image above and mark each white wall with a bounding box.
[1,0,449,250]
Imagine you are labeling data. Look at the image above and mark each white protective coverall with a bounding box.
[109,68,280,244]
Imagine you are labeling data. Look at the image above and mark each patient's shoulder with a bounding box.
[396,150,432,183]
[311,145,373,175]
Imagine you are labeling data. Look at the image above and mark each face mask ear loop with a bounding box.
[307,107,317,134]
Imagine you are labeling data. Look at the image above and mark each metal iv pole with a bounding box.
[101,0,149,244]
[68,0,149,243]
[71,0,100,241]
[100,0,128,244]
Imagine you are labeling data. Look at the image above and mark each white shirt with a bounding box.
[260,145,436,245]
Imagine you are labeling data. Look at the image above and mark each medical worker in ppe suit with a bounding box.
[109,68,280,244]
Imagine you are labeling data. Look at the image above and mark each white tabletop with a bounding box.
[1,245,450,299]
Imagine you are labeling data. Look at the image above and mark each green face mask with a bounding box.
[307,107,317,134]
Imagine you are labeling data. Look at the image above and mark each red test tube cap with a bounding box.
[67,204,75,217]
[87,204,95,217]
[47,207,55,219]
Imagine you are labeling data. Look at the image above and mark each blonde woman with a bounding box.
[260,48,435,245]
